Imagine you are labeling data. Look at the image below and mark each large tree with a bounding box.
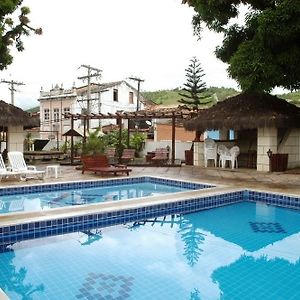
[0,0,42,70]
[182,0,300,92]
[179,56,211,109]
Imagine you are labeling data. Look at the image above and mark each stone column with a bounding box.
[193,142,204,167]
[8,125,25,152]
[257,127,277,172]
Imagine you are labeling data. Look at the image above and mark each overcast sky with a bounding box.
[0,0,239,109]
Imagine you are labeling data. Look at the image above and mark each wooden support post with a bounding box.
[171,116,176,164]
[70,115,74,165]
[118,117,122,163]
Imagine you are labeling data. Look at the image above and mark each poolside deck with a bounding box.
[1,163,299,195]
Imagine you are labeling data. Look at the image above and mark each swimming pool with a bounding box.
[1,201,300,299]
[0,176,212,214]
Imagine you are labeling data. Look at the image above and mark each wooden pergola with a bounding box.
[65,106,195,164]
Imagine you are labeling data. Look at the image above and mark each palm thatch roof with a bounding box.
[184,92,300,132]
[0,100,37,127]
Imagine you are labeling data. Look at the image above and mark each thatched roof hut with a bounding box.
[0,100,37,127]
[184,92,300,132]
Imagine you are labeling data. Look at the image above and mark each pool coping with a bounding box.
[0,186,231,228]
[1,176,300,228]
[0,176,300,251]
[0,289,8,300]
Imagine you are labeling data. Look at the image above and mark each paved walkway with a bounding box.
[2,164,300,196]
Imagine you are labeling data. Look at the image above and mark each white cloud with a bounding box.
[0,0,238,109]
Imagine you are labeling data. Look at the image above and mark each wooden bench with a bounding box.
[81,155,132,176]
[151,148,169,165]
[121,149,135,163]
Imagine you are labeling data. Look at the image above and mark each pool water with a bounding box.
[0,182,188,214]
[1,201,300,299]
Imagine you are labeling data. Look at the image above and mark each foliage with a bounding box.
[26,106,39,113]
[101,130,146,158]
[142,86,238,106]
[82,129,105,155]
[279,90,300,106]
[130,132,146,156]
[24,132,33,151]
[0,1,42,70]
[102,129,128,158]
[178,57,212,109]
[183,0,300,92]
[60,141,69,153]
[142,89,182,105]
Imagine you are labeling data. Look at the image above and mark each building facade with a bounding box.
[39,81,144,141]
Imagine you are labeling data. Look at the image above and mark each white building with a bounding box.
[39,81,145,141]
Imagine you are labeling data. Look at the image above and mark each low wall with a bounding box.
[143,141,193,160]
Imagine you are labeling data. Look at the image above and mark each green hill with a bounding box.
[142,87,239,106]
[278,91,300,105]
[26,106,39,113]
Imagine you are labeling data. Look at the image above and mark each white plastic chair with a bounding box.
[8,151,45,180]
[204,138,217,167]
[220,146,240,169]
[217,145,230,167]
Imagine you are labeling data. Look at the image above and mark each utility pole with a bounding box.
[129,77,144,111]
[98,89,109,129]
[78,65,102,130]
[0,79,25,105]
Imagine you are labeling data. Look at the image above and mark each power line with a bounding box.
[128,77,144,111]
[0,79,25,106]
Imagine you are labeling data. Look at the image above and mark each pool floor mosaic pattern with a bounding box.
[1,202,300,299]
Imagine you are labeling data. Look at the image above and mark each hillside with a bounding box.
[142,87,239,106]
[26,106,39,113]
[278,91,300,105]
[143,87,300,107]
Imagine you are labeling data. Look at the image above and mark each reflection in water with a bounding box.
[0,246,44,299]
[1,202,300,299]
[78,229,102,246]
[190,288,201,300]
[213,255,300,300]
[178,217,206,267]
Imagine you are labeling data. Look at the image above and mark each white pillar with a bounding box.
[193,142,204,166]
[8,125,25,152]
[257,127,277,172]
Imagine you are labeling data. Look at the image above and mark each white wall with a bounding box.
[8,125,24,152]
[278,128,300,169]
[143,140,193,160]
[76,81,143,129]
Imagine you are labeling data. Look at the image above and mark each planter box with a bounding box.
[185,150,194,165]
[270,154,288,172]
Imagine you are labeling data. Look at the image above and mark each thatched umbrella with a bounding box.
[0,100,36,127]
[184,92,300,132]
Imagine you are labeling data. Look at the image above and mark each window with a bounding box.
[63,107,70,118]
[44,108,50,121]
[113,89,118,102]
[53,108,60,122]
[129,92,134,104]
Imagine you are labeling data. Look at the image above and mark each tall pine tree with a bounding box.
[179,57,211,110]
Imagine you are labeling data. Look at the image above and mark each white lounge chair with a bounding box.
[8,151,45,180]
[0,153,22,181]
[204,138,217,167]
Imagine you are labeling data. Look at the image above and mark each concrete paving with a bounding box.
[1,163,300,196]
